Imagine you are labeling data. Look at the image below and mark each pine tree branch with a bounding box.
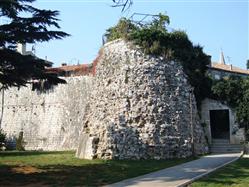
[0,0,69,88]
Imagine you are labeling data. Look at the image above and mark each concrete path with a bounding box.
[107,153,242,187]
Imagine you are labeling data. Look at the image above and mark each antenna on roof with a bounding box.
[226,56,231,64]
[219,49,225,65]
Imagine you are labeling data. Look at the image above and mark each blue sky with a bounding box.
[32,0,248,68]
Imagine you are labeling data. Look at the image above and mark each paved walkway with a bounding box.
[107,153,242,187]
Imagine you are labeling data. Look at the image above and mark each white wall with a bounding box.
[0,76,92,150]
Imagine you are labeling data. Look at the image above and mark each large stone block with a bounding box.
[76,134,99,159]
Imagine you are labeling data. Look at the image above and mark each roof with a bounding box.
[210,62,249,75]
[46,64,94,76]
[46,50,103,77]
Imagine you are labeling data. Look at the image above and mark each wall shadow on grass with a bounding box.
[0,164,99,187]
[0,157,195,187]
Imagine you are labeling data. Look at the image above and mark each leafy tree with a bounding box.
[211,76,244,107]
[105,18,138,42]
[247,59,249,70]
[105,14,211,106]
[0,0,69,90]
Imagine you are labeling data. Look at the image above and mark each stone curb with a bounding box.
[177,152,243,187]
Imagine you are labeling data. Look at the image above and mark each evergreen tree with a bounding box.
[0,0,69,89]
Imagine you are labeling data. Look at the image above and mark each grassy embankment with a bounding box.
[191,157,249,187]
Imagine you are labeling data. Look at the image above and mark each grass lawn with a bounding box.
[0,151,194,187]
[190,157,249,187]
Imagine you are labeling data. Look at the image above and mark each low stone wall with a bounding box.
[1,76,92,151]
[76,40,208,160]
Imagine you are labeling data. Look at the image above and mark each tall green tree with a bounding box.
[0,0,69,90]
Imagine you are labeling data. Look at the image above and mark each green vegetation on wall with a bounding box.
[212,76,249,140]
[105,13,249,140]
[105,13,212,107]
[16,131,25,151]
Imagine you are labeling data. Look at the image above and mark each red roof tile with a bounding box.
[46,64,94,76]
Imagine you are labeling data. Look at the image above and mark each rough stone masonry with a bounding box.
[1,76,92,150]
[76,39,208,159]
[1,39,208,158]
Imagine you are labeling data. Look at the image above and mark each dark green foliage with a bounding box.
[236,78,249,140]
[105,18,138,42]
[105,14,211,106]
[211,76,244,107]
[0,0,69,89]
[247,59,249,70]
[0,129,6,144]
[16,131,25,151]
[212,76,249,140]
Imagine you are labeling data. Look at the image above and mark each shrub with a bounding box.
[16,131,25,151]
[0,129,6,151]
[105,18,138,42]
[0,129,6,144]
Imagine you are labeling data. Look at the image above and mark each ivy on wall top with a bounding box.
[105,13,212,107]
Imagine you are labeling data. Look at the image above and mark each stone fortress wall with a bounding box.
[1,76,92,150]
[76,40,208,159]
[1,39,208,158]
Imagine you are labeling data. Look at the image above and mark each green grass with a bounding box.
[191,157,249,187]
[0,151,195,187]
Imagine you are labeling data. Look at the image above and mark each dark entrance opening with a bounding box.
[210,109,230,139]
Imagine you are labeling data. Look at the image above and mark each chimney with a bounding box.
[17,43,26,55]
